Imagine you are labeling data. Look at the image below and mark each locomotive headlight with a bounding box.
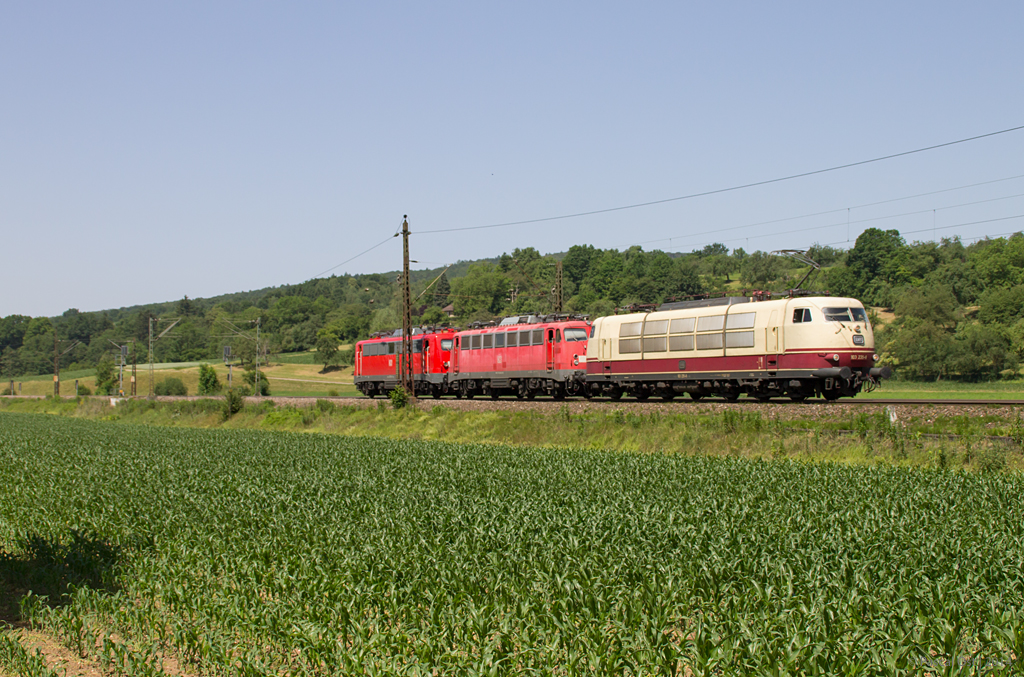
[854,325,862,333]
[833,354,840,362]
[873,354,879,362]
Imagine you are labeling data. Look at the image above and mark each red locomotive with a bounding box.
[354,327,456,399]
[449,314,590,399]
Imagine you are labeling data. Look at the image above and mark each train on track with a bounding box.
[354,293,891,402]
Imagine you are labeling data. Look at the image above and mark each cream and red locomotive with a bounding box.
[585,295,889,401]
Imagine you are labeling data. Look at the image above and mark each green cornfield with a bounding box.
[1,411,1022,676]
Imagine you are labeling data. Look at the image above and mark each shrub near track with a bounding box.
[0,413,1022,675]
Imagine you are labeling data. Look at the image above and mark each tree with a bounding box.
[740,252,781,288]
[94,356,117,395]
[198,363,221,395]
[315,328,340,371]
[419,306,447,325]
[846,228,909,296]
[433,273,451,308]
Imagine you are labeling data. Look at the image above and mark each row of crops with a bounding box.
[0,412,1022,675]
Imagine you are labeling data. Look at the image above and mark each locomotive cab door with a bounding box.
[422,339,428,375]
[452,337,460,375]
[546,329,555,372]
[766,310,780,371]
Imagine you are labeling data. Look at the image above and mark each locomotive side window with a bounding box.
[669,335,694,351]
[532,329,543,345]
[669,318,695,334]
[696,315,725,332]
[507,332,517,347]
[696,334,724,350]
[495,333,505,348]
[851,308,867,323]
[520,331,531,346]
[441,339,453,351]
[413,339,423,353]
[471,335,481,350]
[726,312,755,329]
[619,338,641,353]
[388,342,396,355]
[619,322,642,337]
[483,334,493,349]
[555,329,561,343]
[643,337,667,352]
[643,320,668,335]
[725,331,755,348]
[564,328,588,342]
[793,308,812,323]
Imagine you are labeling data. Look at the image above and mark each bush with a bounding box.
[221,388,245,420]
[154,377,188,396]
[327,388,339,397]
[242,368,270,396]
[198,364,222,395]
[389,385,409,410]
[76,384,92,396]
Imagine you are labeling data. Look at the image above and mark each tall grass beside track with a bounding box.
[2,395,1023,472]
[0,413,1023,675]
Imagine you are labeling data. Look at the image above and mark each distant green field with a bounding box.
[861,379,1024,400]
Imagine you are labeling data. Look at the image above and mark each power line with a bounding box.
[312,235,395,279]
[650,190,1024,253]
[619,173,1024,250]
[417,123,1024,235]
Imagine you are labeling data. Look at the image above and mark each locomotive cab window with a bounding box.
[388,342,396,355]
[793,308,812,323]
[441,339,453,351]
[823,307,866,323]
[564,328,587,342]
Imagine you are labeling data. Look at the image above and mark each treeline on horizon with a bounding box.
[3,228,1024,383]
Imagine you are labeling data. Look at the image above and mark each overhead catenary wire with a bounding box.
[312,235,395,279]
[618,173,1024,250]
[644,190,1024,253]
[416,124,1024,235]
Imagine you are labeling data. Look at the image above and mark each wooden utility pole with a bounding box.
[53,330,59,397]
[401,216,415,399]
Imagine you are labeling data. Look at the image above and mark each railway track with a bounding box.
[5,395,1024,407]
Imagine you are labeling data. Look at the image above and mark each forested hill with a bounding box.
[3,230,1024,382]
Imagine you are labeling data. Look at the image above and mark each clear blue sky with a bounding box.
[3,2,1023,317]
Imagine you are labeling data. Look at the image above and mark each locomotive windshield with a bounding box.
[822,307,868,323]
[563,328,588,342]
